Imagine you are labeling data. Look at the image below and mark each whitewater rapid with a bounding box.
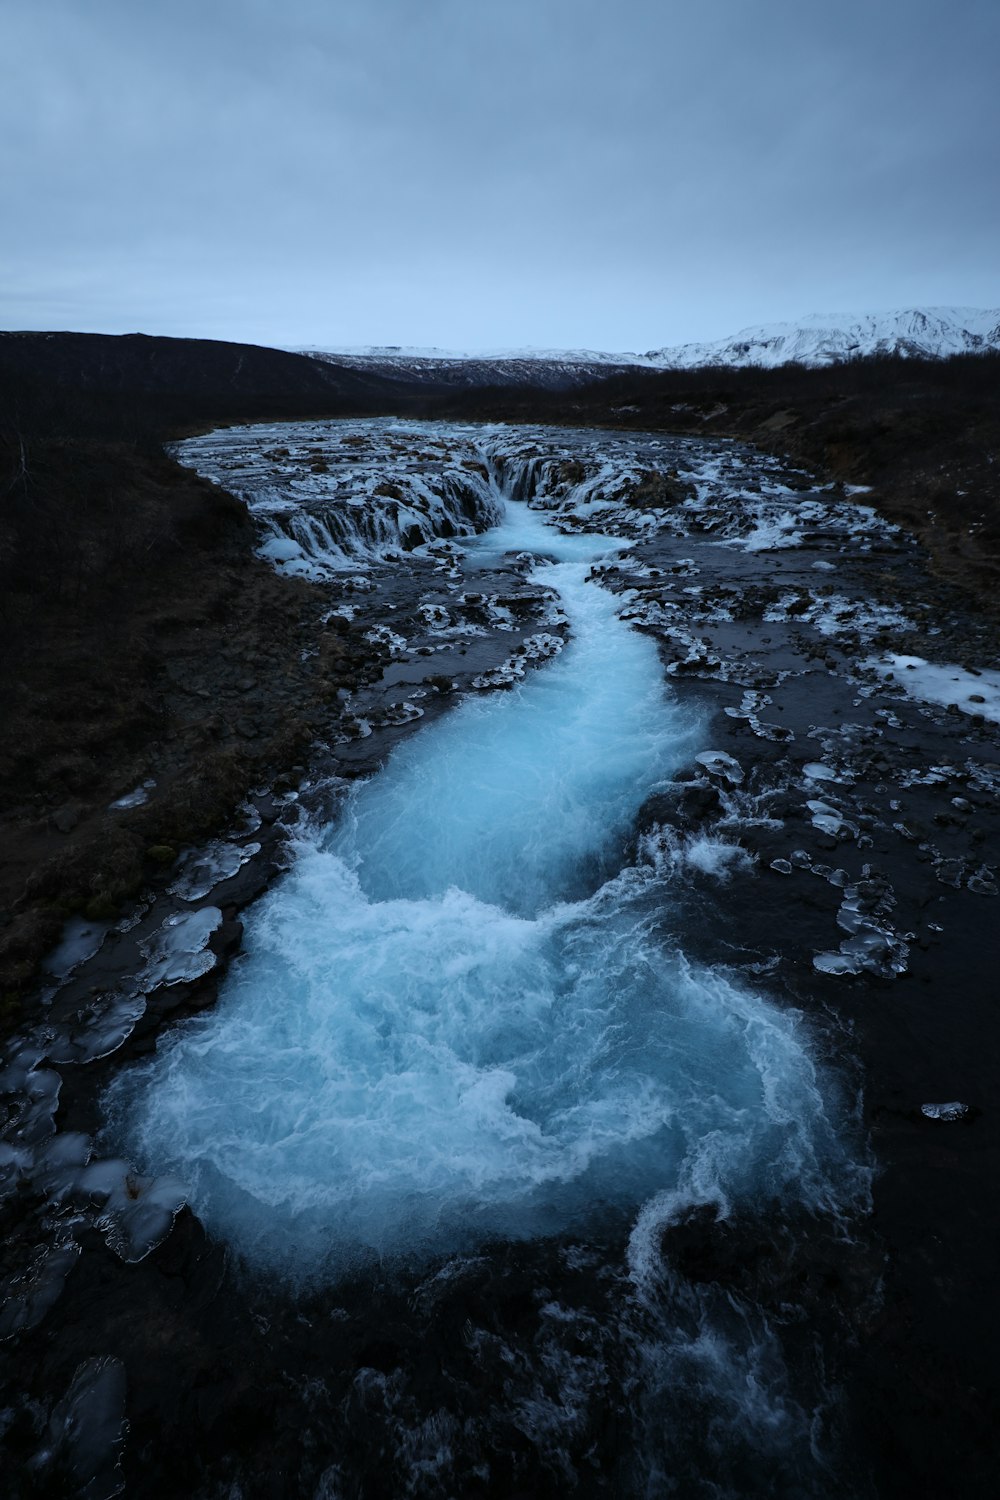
[106,486,862,1283]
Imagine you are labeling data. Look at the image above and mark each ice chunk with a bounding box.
[108,778,155,811]
[813,951,863,977]
[45,917,112,980]
[968,866,998,897]
[46,991,148,1066]
[0,1140,33,1198]
[32,1132,93,1199]
[840,929,907,974]
[169,842,261,902]
[78,1159,187,1262]
[471,632,565,690]
[803,763,838,782]
[920,1101,969,1122]
[260,533,306,564]
[3,1067,62,1148]
[695,750,743,784]
[814,927,909,979]
[806,800,857,839]
[139,908,222,988]
[365,624,409,657]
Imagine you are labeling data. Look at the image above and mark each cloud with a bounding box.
[2,0,997,347]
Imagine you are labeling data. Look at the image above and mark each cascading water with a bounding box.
[104,437,871,1492]
[108,462,862,1257]
[174,422,505,578]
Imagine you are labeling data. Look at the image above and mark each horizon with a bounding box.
[3,302,998,361]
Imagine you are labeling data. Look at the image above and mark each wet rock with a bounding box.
[31,1356,128,1500]
[0,1242,81,1341]
[677,782,723,824]
[208,917,244,964]
[659,1202,878,1324]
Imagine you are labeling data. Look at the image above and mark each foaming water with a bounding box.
[338,562,673,914]
[106,491,862,1285]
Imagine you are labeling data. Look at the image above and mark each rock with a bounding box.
[33,1356,128,1498]
[208,917,244,963]
[52,803,80,834]
[677,782,723,824]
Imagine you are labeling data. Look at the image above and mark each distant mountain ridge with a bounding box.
[645,307,1000,369]
[298,346,639,390]
[300,308,1000,382]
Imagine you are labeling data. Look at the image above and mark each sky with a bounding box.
[2,0,998,352]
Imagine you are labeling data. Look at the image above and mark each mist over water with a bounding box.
[107,486,862,1287]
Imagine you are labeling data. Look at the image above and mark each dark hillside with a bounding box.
[0,330,418,442]
[0,333,424,1011]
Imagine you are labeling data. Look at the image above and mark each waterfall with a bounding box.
[104,421,871,1492]
[175,422,505,578]
[108,447,865,1283]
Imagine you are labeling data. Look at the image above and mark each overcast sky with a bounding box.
[2,0,997,351]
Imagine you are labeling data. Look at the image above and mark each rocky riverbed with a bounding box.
[2,420,999,1498]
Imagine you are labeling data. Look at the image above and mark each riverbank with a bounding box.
[3,341,998,1030]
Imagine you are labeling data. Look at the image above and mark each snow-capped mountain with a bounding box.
[643,308,1000,369]
[297,309,1000,386]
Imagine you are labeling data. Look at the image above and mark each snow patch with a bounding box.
[866,655,1000,723]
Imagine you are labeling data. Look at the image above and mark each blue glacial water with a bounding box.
[105,491,862,1285]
